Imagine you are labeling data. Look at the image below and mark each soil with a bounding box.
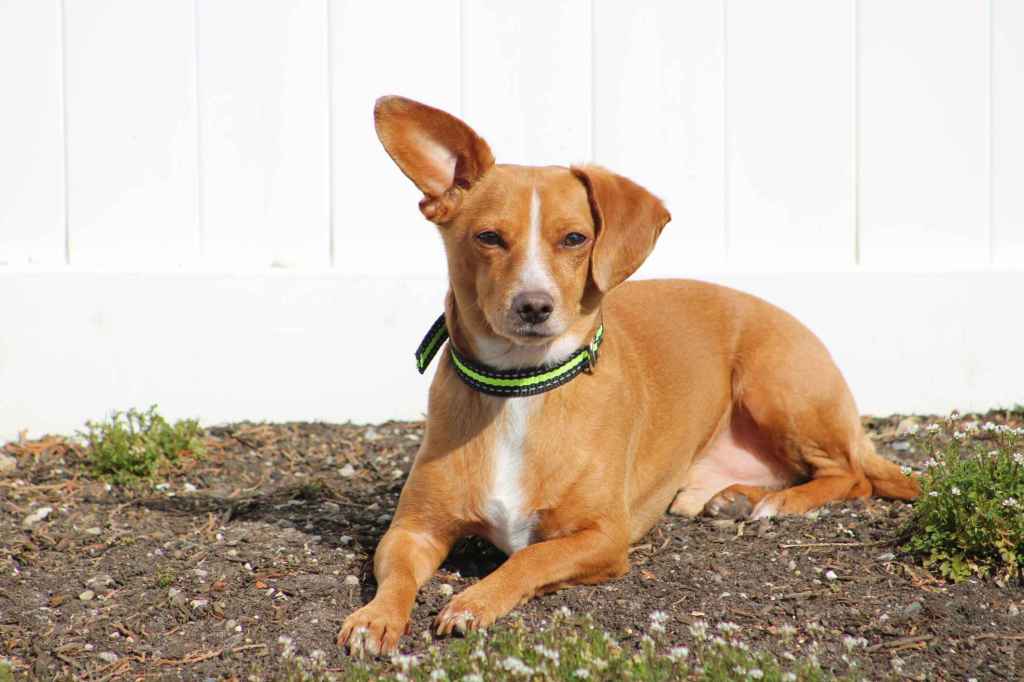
[1,411,1022,681]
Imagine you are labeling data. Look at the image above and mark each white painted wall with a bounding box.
[1,1,1022,440]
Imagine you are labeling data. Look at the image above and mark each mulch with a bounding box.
[1,411,1022,680]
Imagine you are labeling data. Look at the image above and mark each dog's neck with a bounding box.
[444,289,598,372]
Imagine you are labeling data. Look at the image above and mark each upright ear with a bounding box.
[374,96,495,223]
[571,165,671,292]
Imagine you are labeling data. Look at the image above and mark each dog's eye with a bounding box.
[475,230,503,247]
[561,232,588,248]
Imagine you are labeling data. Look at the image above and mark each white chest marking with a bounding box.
[483,397,539,555]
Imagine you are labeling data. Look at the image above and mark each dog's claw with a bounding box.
[338,604,407,657]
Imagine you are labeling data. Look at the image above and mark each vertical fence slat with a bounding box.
[726,0,855,268]
[858,0,989,266]
[594,0,725,275]
[462,0,591,165]
[0,0,65,265]
[329,0,460,277]
[63,0,198,266]
[993,0,1024,267]
[198,0,330,268]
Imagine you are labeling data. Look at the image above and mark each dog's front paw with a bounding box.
[338,602,409,658]
[433,586,509,636]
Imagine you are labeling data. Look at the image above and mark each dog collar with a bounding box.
[414,314,604,397]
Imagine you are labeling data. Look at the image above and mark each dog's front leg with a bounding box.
[338,525,452,656]
[434,525,629,635]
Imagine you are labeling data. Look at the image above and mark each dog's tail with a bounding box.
[860,436,920,500]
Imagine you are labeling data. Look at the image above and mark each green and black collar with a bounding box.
[414,314,604,397]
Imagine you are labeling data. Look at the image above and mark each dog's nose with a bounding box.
[513,291,554,324]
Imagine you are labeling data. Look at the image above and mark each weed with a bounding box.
[903,419,1024,582]
[79,405,204,486]
[270,611,858,681]
[155,569,176,588]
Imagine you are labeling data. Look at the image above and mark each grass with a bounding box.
[902,416,1024,582]
[78,405,205,486]
[269,611,859,682]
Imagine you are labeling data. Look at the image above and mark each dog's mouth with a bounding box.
[511,325,555,340]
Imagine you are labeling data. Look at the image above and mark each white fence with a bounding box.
[1,1,1022,439]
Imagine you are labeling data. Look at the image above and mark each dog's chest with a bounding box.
[481,398,539,555]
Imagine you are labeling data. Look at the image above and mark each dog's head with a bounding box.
[375,96,670,367]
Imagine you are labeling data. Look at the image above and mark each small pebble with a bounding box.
[86,574,114,588]
[338,535,352,546]
[364,428,380,442]
[825,570,838,581]
[78,590,95,601]
[344,574,360,587]
[899,601,923,619]
[1009,605,1020,617]
[97,652,118,664]
[439,583,454,598]
[183,482,198,493]
[22,506,53,529]
[891,440,911,452]
[339,464,356,478]
[84,527,103,536]
[877,552,896,561]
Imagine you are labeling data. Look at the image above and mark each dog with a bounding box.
[338,96,919,656]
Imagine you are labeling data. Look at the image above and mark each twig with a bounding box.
[155,648,223,666]
[628,543,652,554]
[969,633,1024,642]
[778,540,890,549]
[866,635,935,652]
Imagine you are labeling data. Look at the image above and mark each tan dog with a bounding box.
[338,96,919,656]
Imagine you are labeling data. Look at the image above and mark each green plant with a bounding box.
[272,611,856,681]
[79,405,204,485]
[903,420,1024,582]
[155,569,176,588]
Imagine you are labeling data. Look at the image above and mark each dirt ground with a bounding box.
[2,411,1022,681]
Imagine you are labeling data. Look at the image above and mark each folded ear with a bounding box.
[571,165,671,292]
[374,96,495,223]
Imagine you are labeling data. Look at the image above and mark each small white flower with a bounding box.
[982,421,997,432]
[925,423,941,433]
[391,654,420,673]
[733,666,747,676]
[843,636,868,650]
[592,659,609,671]
[668,646,689,661]
[924,458,938,468]
[500,656,534,676]
[782,673,798,682]
[1013,452,1024,466]
[929,491,939,497]
[1003,498,1019,509]
[556,606,572,618]
[429,670,448,681]
[777,624,797,637]
[688,620,708,640]
[951,486,961,496]
[717,621,741,634]
[461,675,484,682]
[900,465,912,476]
[649,622,665,635]
[953,431,966,441]
[573,669,590,679]
[749,669,764,680]
[533,644,559,663]
[649,610,669,624]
